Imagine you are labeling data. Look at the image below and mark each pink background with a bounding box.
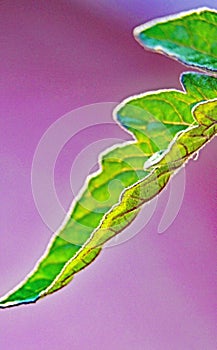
[0,1,216,349]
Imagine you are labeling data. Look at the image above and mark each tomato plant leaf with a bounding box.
[134,8,217,72]
[0,73,216,308]
[1,8,217,308]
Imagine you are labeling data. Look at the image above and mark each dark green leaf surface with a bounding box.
[134,8,217,72]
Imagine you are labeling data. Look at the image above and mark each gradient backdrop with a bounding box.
[0,1,216,349]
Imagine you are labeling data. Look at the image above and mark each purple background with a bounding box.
[0,1,216,349]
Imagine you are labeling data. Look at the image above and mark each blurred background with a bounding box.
[0,1,216,349]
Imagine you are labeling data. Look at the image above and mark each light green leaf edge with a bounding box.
[134,7,217,72]
[0,73,216,308]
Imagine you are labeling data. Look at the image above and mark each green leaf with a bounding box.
[134,7,217,72]
[0,73,216,308]
[41,97,217,299]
